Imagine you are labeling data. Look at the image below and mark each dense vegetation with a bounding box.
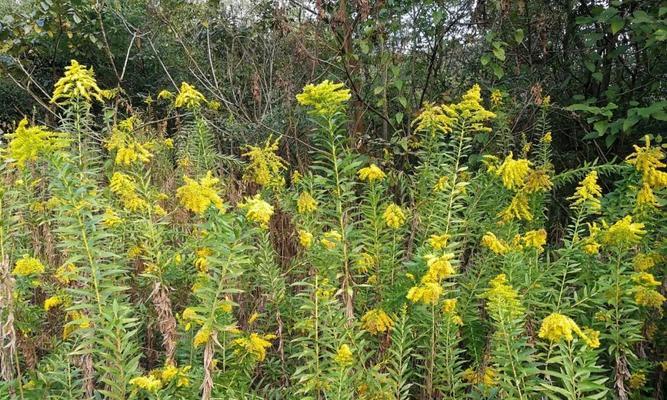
[0,1,665,399]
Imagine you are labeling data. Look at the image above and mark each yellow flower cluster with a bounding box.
[358,163,386,182]
[522,229,547,252]
[334,344,354,367]
[242,137,286,187]
[106,117,153,166]
[298,230,313,248]
[406,282,443,305]
[428,233,450,250]
[538,313,600,348]
[102,208,123,228]
[421,253,456,283]
[44,295,63,311]
[493,152,532,190]
[194,247,212,273]
[568,170,602,211]
[233,333,276,361]
[63,310,90,338]
[129,375,163,392]
[54,263,76,285]
[490,89,503,108]
[601,215,645,248]
[383,203,406,229]
[12,256,45,277]
[110,172,148,212]
[361,309,394,335]
[626,136,667,208]
[632,272,665,309]
[462,367,497,386]
[498,192,533,222]
[51,60,112,103]
[523,169,553,193]
[176,171,225,215]
[296,80,351,117]
[442,298,463,325]
[174,82,206,109]
[320,230,342,250]
[482,232,510,255]
[160,364,190,388]
[239,195,274,228]
[4,118,70,168]
[633,253,655,272]
[483,274,523,316]
[412,102,457,135]
[628,372,647,389]
[193,325,212,348]
[297,192,318,214]
[451,84,496,131]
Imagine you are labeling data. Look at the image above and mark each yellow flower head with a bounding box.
[636,182,657,208]
[601,215,645,248]
[129,375,163,392]
[358,164,386,182]
[412,102,457,135]
[498,192,533,223]
[482,232,510,255]
[298,229,313,249]
[296,80,351,117]
[297,192,318,214]
[383,203,406,229]
[523,169,553,194]
[106,119,153,166]
[483,274,522,316]
[433,176,449,192]
[538,313,581,343]
[51,60,111,103]
[12,256,45,277]
[176,171,225,215]
[193,326,212,348]
[542,131,553,143]
[568,171,602,211]
[428,233,450,250]
[490,89,503,108]
[361,309,394,335]
[634,286,665,309]
[239,195,274,228]
[243,137,286,187]
[626,136,667,188]
[628,372,647,389]
[320,230,342,250]
[102,208,123,228]
[406,282,443,305]
[54,263,76,285]
[452,84,496,130]
[494,152,532,190]
[421,253,456,283]
[174,82,206,109]
[581,328,601,349]
[633,253,655,272]
[442,298,457,314]
[233,333,275,361]
[110,172,148,212]
[4,118,69,168]
[463,367,498,386]
[334,344,354,367]
[44,296,63,311]
[522,229,547,253]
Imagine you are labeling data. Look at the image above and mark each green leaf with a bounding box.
[395,112,404,124]
[610,17,624,34]
[359,40,370,55]
[398,96,407,108]
[481,54,491,66]
[592,72,603,82]
[493,46,506,61]
[514,29,524,44]
[491,63,504,79]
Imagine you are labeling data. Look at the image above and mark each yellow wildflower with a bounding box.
[542,131,552,143]
[601,216,645,247]
[490,89,503,107]
[110,172,148,212]
[358,164,386,182]
[406,282,443,305]
[102,208,123,228]
[355,253,376,273]
[452,84,496,129]
[463,367,497,386]
[633,253,655,272]
[442,299,457,314]
[174,82,206,109]
[296,80,351,117]
[494,152,532,190]
[12,256,45,277]
[239,195,274,228]
[163,138,174,148]
[522,229,547,252]
[498,192,533,222]
[193,326,212,348]
[421,253,456,283]
[538,313,599,348]
[636,182,657,207]
[176,171,225,215]
[568,171,602,211]
[129,375,163,392]
[383,203,406,229]
[626,136,667,188]
[298,230,313,249]
[320,230,342,250]
[632,272,660,287]
[523,169,553,193]
[4,118,70,168]
[628,372,647,390]
[361,309,394,335]
[51,60,111,103]
[634,287,665,309]
[297,192,318,214]
[233,333,275,362]
[483,274,522,316]
[44,296,63,311]
[433,176,449,192]
[161,364,178,381]
[242,136,286,187]
[291,170,302,184]
[54,263,76,285]
[481,232,510,255]
[412,102,457,134]
[157,90,173,100]
[334,344,354,367]
[428,233,450,250]
[581,328,601,349]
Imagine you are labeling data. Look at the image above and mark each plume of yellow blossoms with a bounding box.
[176,171,225,215]
[4,118,70,168]
[383,203,406,229]
[129,375,163,392]
[51,60,112,104]
[482,232,510,255]
[242,136,286,187]
[296,80,351,117]
[239,195,274,228]
[12,256,45,276]
[110,172,149,212]
[361,308,394,335]
[632,272,665,309]
[44,295,63,311]
[522,229,547,253]
[412,102,457,135]
[601,215,645,248]
[297,192,318,214]
[568,170,602,211]
[334,344,354,367]
[428,233,450,250]
[482,274,523,317]
[493,152,532,190]
[106,117,153,166]
[452,84,496,132]
[174,82,206,109]
[442,298,463,325]
[538,313,600,348]
[233,333,276,362]
[462,367,498,386]
[626,136,667,208]
[298,229,313,248]
[358,163,386,182]
[407,252,456,305]
[320,230,342,250]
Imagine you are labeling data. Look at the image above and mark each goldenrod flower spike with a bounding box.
[239,194,274,228]
[383,203,406,229]
[538,313,601,348]
[334,344,354,367]
[494,152,532,190]
[174,82,206,109]
[358,163,386,182]
[233,332,276,361]
[568,170,602,211]
[412,102,457,135]
[51,60,111,104]
[297,192,318,214]
[296,80,351,117]
[242,136,286,187]
[361,309,394,335]
[12,255,45,276]
[4,118,70,168]
[176,171,225,215]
